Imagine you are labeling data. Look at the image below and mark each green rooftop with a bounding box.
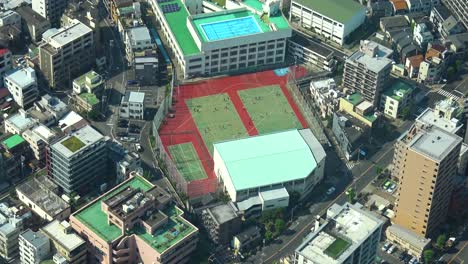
[73,71,104,91]
[293,0,365,24]
[324,236,351,259]
[213,129,318,191]
[384,80,414,102]
[345,93,364,106]
[2,134,25,150]
[61,136,85,153]
[79,93,99,106]
[74,176,196,253]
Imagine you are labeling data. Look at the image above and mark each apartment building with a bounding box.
[343,40,393,106]
[32,0,69,27]
[47,125,108,194]
[19,229,50,264]
[41,220,87,264]
[380,79,414,119]
[70,175,199,264]
[4,110,37,135]
[120,91,145,120]
[290,0,366,45]
[309,78,341,118]
[295,203,384,264]
[22,124,56,161]
[443,0,468,30]
[288,33,336,72]
[4,67,39,108]
[0,48,12,84]
[39,19,94,89]
[0,203,25,260]
[201,203,241,245]
[392,125,462,237]
[405,0,440,13]
[430,4,465,38]
[125,26,155,66]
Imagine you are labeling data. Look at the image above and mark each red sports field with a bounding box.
[159,68,308,197]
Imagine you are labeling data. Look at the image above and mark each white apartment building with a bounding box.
[125,26,154,66]
[413,23,434,47]
[120,91,145,119]
[22,124,56,160]
[309,78,341,118]
[290,0,366,45]
[0,203,25,261]
[0,10,21,28]
[19,229,50,264]
[295,203,384,264]
[4,67,39,108]
[32,0,69,26]
[4,110,37,135]
[0,48,12,84]
[150,0,291,79]
[418,57,443,83]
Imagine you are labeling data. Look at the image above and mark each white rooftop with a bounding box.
[4,67,36,88]
[128,26,151,44]
[41,220,85,252]
[387,224,430,250]
[128,91,145,103]
[51,125,104,158]
[58,111,84,132]
[44,19,92,48]
[347,50,393,73]
[416,104,462,134]
[410,125,462,161]
[296,203,384,264]
[6,111,36,132]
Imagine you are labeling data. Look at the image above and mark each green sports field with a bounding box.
[186,93,248,154]
[168,143,208,182]
[238,85,303,134]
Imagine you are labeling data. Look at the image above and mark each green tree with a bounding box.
[423,249,434,264]
[436,234,447,249]
[375,166,383,175]
[275,219,286,234]
[401,106,411,120]
[346,187,356,203]
[288,191,301,208]
[447,67,456,80]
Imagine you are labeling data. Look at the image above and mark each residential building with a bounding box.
[405,0,440,13]
[125,26,154,66]
[4,67,39,108]
[41,220,86,264]
[47,125,108,194]
[415,98,463,134]
[16,6,51,43]
[57,111,88,134]
[30,95,69,126]
[39,19,94,89]
[413,22,434,47]
[19,229,50,264]
[150,0,291,78]
[0,203,26,261]
[339,93,379,128]
[380,15,410,34]
[390,0,409,14]
[386,224,431,258]
[32,0,69,27]
[120,91,145,119]
[290,0,366,46]
[343,40,393,106]
[22,124,56,161]
[392,124,462,237]
[4,110,37,135]
[0,0,32,10]
[231,226,262,253]
[0,10,21,29]
[332,111,370,161]
[418,57,443,83]
[116,152,141,183]
[430,4,465,39]
[443,0,468,30]
[309,78,341,118]
[201,203,241,245]
[380,79,414,118]
[0,48,12,84]
[0,144,23,181]
[215,129,325,202]
[390,29,421,63]
[0,22,22,49]
[72,71,104,113]
[70,175,199,264]
[446,32,468,58]
[288,33,336,72]
[134,49,159,86]
[392,63,406,76]
[370,1,394,19]
[294,203,384,264]
[16,176,70,222]
[405,54,424,77]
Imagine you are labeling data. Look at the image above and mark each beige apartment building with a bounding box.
[393,124,462,237]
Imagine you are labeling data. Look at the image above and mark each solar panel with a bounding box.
[161,3,179,13]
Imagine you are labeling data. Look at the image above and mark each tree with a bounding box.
[346,187,356,204]
[275,219,286,234]
[401,106,411,120]
[375,166,383,175]
[436,234,447,249]
[423,249,434,264]
[447,67,456,80]
[288,191,301,209]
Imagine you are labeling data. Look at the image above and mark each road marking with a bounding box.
[263,146,393,263]
[448,241,468,264]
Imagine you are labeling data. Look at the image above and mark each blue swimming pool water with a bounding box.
[201,16,261,41]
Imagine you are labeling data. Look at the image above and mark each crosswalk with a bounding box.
[437,89,461,100]
[346,162,355,170]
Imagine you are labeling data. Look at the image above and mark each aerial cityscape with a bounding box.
[0,0,466,263]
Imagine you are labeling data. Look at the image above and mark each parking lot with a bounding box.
[378,241,421,264]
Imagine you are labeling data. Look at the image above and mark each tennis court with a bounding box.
[200,16,261,41]
[238,85,304,134]
[168,143,208,182]
[186,93,248,154]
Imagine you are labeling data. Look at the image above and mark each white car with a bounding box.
[387,245,396,254]
[326,187,336,195]
[387,183,397,193]
[409,257,417,264]
[381,242,391,251]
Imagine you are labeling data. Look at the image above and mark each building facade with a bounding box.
[443,0,468,30]
[386,224,431,258]
[16,6,51,43]
[0,48,12,84]
[380,79,414,119]
[120,91,145,119]
[4,67,39,108]
[201,203,241,245]
[32,0,69,27]
[19,229,50,264]
[288,33,336,72]
[22,124,56,161]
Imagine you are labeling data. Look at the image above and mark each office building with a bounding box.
[19,229,50,264]
[39,19,94,89]
[343,40,393,106]
[294,203,384,264]
[201,203,241,245]
[70,175,199,264]
[290,0,366,45]
[0,48,12,84]
[393,125,462,237]
[16,176,70,222]
[443,0,468,30]
[41,220,86,264]
[120,91,145,119]
[47,125,108,194]
[4,67,39,108]
[150,0,291,78]
[32,0,68,27]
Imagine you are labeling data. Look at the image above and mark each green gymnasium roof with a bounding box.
[214,129,318,191]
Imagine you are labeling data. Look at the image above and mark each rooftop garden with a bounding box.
[324,236,351,259]
[61,136,86,152]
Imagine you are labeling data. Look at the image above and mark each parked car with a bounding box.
[135,143,143,152]
[129,123,140,129]
[127,80,138,85]
[116,132,127,137]
[326,187,336,195]
[382,242,391,251]
[387,245,396,254]
[388,183,397,193]
[409,257,418,264]
[129,128,140,134]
